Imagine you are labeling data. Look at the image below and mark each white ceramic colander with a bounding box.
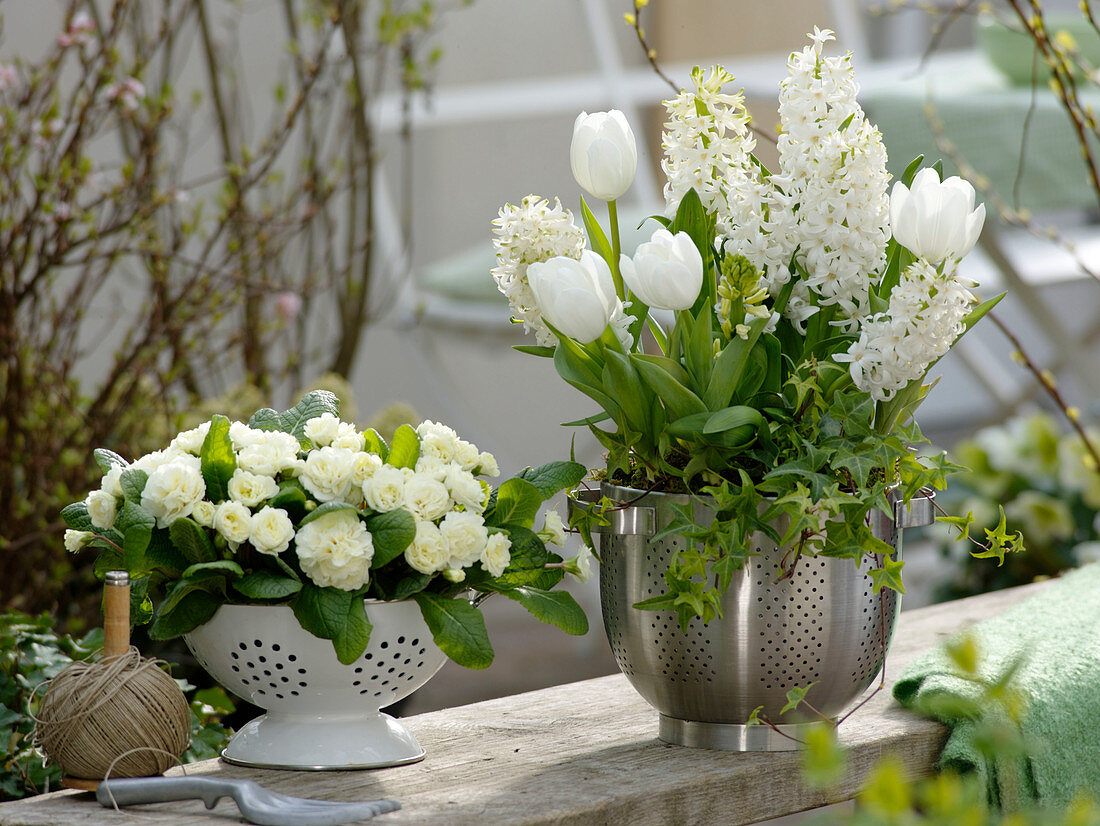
[184,599,447,770]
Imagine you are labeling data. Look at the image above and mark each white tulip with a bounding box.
[570,110,637,201]
[619,229,704,310]
[889,168,986,264]
[527,250,619,343]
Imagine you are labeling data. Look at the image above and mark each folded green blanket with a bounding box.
[893,563,1100,811]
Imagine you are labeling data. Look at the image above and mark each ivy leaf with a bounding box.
[869,556,906,595]
[412,592,493,669]
[200,414,237,503]
[945,633,980,677]
[780,681,819,716]
[973,506,1025,566]
[498,587,588,636]
[801,723,847,790]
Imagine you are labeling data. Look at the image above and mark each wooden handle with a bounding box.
[103,571,131,660]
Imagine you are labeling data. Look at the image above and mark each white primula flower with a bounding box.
[405,520,449,574]
[86,490,118,530]
[452,439,481,472]
[404,474,453,522]
[214,500,252,547]
[476,452,500,478]
[132,448,198,474]
[140,460,206,529]
[229,421,265,450]
[101,464,125,498]
[480,532,512,578]
[540,509,567,547]
[414,455,449,482]
[299,446,357,504]
[192,500,216,528]
[295,509,374,591]
[331,422,365,452]
[564,545,595,584]
[171,421,211,455]
[65,530,94,553]
[439,511,489,569]
[363,465,407,512]
[237,431,301,477]
[227,469,280,508]
[351,452,384,486]
[250,506,295,556]
[446,464,487,514]
[417,421,459,463]
[492,195,586,346]
[304,413,340,447]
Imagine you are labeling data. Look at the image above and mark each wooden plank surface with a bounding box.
[0,581,1048,826]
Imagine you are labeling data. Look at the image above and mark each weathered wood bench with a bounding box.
[0,582,1045,826]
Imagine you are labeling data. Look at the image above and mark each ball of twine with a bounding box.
[33,647,191,781]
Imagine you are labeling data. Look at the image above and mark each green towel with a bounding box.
[893,563,1100,811]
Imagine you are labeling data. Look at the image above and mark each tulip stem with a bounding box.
[608,199,625,299]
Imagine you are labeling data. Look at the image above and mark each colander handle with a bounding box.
[895,488,936,529]
[567,488,656,537]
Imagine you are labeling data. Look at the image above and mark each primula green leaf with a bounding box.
[61,502,94,531]
[412,592,494,669]
[233,571,303,600]
[516,461,587,500]
[278,390,341,440]
[499,587,588,636]
[388,572,432,601]
[270,478,309,518]
[869,556,906,595]
[149,588,221,640]
[200,414,237,503]
[387,424,420,469]
[487,478,543,529]
[181,560,244,582]
[362,428,389,461]
[146,531,188,577]
[169,517,217,565]
[298,501,357,528]
[291,584,372,664]
[93,448,129,474]
[248,408,282,432]
[367,509,416,568]
[120,469,149,504]
[485,526,561,590]
[116,500,155,571]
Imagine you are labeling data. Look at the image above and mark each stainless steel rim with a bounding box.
[658,716,809,752]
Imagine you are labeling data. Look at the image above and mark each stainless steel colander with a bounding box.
[580,482,934,751]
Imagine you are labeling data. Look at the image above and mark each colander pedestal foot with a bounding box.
[659,715,817,752]
[221,711,427,770]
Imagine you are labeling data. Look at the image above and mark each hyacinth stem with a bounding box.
[608,199,625,299]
